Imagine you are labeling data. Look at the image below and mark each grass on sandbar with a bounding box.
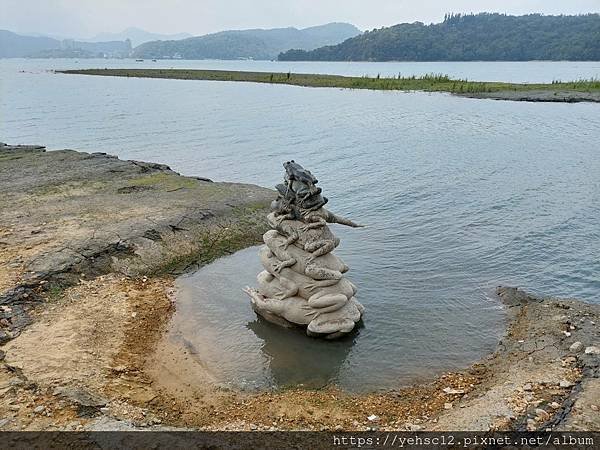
[58,69,600,94]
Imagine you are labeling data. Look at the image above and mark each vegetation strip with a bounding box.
[59,69,600,102]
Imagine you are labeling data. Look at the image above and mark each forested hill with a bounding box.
[278,13,600,61]
[132,23,360,60]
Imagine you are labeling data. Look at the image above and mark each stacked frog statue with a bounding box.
[244,161,365,339]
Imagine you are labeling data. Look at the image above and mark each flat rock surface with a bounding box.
[0,144,272,300]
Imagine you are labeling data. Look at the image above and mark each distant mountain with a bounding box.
[0,30,59,57]
[89,27,192,47]
[19,31,71,40]
[132,22,361,60]
[29,39,132,58]
[0,30,131,58]
[279,13,600,61]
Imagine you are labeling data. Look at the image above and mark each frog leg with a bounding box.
[282,230,299,250]
[277,275,299,299]
[305,239,336,259]
[304,278,339,294]
[299,216,326,232]
[304,261,342,281]
[309,293,347,309]
[265,231,297,270]
[273,257,295,273]
[305,293,348,317]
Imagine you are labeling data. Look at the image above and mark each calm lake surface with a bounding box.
[2,59,599,391]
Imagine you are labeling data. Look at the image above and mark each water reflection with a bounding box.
[246,318,359,389]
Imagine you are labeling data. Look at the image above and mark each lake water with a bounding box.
[1,59,599,391]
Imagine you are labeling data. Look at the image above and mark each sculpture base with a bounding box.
[244,287,363,340]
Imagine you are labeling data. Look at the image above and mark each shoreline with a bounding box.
[0,144,598,431]
[57,69,600,103]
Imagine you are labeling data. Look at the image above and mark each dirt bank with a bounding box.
[0,144,598,432]
[459,90,600,103]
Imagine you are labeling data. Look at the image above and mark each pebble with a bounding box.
[535,409,550,420]
[8,378,23,387]
[591,405,598,412]
[442,387,465,394]
[562,331,571,337]
[584,346,599,355]
[569,342,584,353]
[33,406,45,414]
[444,403,453,410]
[550,402,561,409]
[523,383,533,391]
[0,331,11,344]
[367,414,379,422]
[559,380,574,388]
[0,418,9,428]
[562,356,577,366]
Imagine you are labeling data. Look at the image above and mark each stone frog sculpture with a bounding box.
[268,209,362,261]
[257,246,357,316]
[283,160,320,202]
[263,229,347,281]
[244,161,365,339]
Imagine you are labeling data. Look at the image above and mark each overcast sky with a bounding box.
[2,0,599,38]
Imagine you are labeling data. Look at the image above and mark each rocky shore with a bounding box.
[0,144,598,432]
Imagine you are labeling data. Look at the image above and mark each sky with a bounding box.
[2,0,599,38]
